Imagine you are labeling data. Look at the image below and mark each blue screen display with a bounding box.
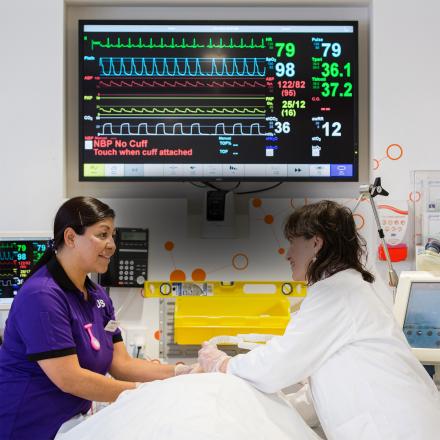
[403,282,440,349]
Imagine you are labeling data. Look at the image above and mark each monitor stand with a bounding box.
[201,189,236,239]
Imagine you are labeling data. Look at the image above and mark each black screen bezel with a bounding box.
[78,19,359,183]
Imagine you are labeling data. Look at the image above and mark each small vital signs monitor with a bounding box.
[99,228,148,287]
[394,271,440,364]
[0,238,48,305]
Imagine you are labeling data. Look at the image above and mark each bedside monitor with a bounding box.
[394,271,440,364]
[79,20,359,182]
[0,238,50,306]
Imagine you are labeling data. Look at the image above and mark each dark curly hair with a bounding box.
[284,200,374,285]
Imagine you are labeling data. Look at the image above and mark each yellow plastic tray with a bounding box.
[174,295,291,344]
[144,281,307,298]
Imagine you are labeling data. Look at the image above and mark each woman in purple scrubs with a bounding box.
[0,197,189,439]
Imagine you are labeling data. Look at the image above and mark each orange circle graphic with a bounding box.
[232,253,249,271]
[278,248,286,255]
[252,198,262,208]
[386,144,403,161]
[164,241,174,251]
[409,191,421,203]
[154,330,161,341]
[373,159,380,170]
[192,268,207,281]
[264,214,274,224]
[353,213,365,230]
[170,269,186,281]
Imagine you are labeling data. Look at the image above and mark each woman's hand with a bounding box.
[174,362,204,375]
[197,342,230,373]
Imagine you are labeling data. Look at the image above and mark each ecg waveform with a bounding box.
[98,122,267,136]
[97,79,267,89]
[99,57,266,77]
[91,36,267,50]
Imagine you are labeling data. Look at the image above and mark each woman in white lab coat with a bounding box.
[198,200,440,440]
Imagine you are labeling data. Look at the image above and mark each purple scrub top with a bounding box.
[0,257,123,439]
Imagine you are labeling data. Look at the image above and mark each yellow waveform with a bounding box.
[98,106,265,115]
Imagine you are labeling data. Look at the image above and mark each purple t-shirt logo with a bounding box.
[96,299,106,308]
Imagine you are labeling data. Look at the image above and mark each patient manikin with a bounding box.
[57,373,321,440]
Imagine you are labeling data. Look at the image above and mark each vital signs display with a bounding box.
[79,21,358,181]
[0,239,48,304]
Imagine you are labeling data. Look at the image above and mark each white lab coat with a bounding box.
[228,269,440,440]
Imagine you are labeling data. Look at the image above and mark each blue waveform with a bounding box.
[99,122,267,136]
[99,57,266,77]
[0,251,15,261]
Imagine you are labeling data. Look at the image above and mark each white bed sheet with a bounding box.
[58,373,322,440]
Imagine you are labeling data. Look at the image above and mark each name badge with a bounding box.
[104,320,120,332]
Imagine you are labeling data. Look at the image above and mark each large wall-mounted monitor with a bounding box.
[0,238,49,306]
[79,20,358,182]
[394,271,440,364]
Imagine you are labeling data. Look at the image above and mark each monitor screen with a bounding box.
[79,20,358,182]
[0,239,48,305]
[120,231,147,242]
[403,282,440,349]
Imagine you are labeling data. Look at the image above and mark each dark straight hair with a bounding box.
[29,197,115,277]
[284,200,374,285]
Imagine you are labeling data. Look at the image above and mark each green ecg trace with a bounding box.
[90,36,266,50]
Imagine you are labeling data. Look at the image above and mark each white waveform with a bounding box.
[0,280,14,287]
[98,122,267,136]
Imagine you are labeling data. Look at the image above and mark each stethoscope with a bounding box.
[84,323,101,351]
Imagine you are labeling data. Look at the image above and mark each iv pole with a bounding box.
[353,177,399,289]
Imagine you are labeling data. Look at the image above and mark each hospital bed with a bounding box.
[57,373,321,440]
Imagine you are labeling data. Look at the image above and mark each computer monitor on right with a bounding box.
[394,271,440,365]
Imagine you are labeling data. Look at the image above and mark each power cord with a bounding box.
[189,182,207,189]
[203,181,241,192]
[235,182,283,195]
[190,180,283,195]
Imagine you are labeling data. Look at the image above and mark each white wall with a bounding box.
[0,0,64,231]
[1,0,440,288]
[371,0,440,199]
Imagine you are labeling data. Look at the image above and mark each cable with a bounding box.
[202,181,241,192]
[136,346,142,358]
[189,180,282,195]
[352,193,365,213]
[115,288,140,318]
[189,181,207,189]
[203,181,223,191]
[235,182,283,195]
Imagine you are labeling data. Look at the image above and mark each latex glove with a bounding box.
[198,342,230,373]
[174,363,202,376]
[189,363,204,374]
